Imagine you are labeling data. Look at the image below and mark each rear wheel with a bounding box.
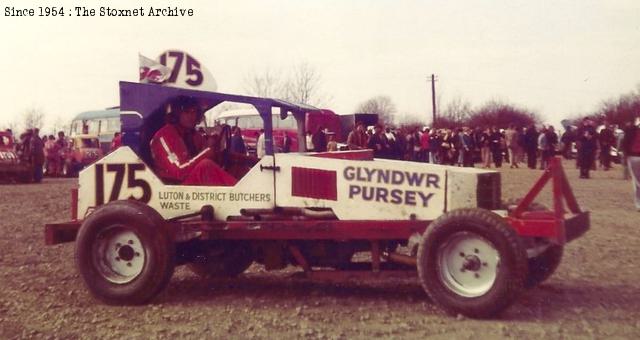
[75,200,175,304]
[525,243,563,288]
[502,199,564,288]
[417,208,528,318]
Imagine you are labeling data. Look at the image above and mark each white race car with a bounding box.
[46,81,589,318]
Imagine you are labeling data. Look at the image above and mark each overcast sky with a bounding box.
[1,0,639,132]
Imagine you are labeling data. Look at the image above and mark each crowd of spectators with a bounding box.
[12,129,70,182]
[339,120,627,179]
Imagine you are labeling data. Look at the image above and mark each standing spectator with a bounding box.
[256,129,266,158]
[489,127,504,168]
[412,128,422,161]
[347,122,367,150]
[560,126,575,160]
[599,123,616,171]
[537,126,549,169]
[405,127,419,161]
[478,127,491,168]
[230,127,247,155]
[445,129,453,165]
[312,126,327,153]
[305,131,314,151]
[392,130,405,160]
[384,128,398,159]
[515,126,526,165]
[110,132,122,151]
[428,129,440,164]
[367,124,388,158]
[452,129,463,166]
[420,128,430,162]
[44,135,59,176]
[19,129,33,164]
[542,125,558,169]
[578,128,597,179]
[438,130,448,165]
[617,124,630,180]
[576,118,597,171]
[505,125,519,168]
[524,125,539,169]
[621,117,640,210]
[460,127,475,167]
[327,134,338,151]
[30,128,45,183]
[56,131,68,175]
[282,133,292,153]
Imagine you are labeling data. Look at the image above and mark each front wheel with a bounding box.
[75,200,175,305]
[417,208,528,318]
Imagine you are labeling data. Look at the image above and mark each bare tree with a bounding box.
[592,85,640,126]
[441,95,472,126]
[50,116,70,136]
[23,107,45,131]
[282,62,330,107]
[244,62,330,107]
[6,119,20,133]
[356,95,397,125]
[243,67,285,98]
[467,100,540,128]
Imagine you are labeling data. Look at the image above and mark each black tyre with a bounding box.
[417,208,528,318]
[75,200,175,305]
[502,199,564,288]
[525,243,563,288]
[188,241,254,278]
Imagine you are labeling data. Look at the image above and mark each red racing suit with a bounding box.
[150,124,237,186]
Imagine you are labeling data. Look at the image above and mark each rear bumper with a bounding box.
[506,210,590,245]
[565,211,590,243]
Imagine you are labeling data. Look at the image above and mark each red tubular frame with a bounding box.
[506,157,587,245]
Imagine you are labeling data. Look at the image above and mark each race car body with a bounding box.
[76,145,499,222]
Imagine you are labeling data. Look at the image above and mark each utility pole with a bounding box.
[428,74,438,127]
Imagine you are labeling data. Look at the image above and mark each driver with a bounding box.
[150,96,237,186]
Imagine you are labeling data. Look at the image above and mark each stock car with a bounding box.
[62,134,104,177]
[45,82,589,318]
[0,130,33,182]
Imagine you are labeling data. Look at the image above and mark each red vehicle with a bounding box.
[0,131,33,182]
[215,108,343,154]
[62,135,104,176]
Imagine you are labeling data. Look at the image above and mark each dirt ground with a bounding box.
[1,160,639,339]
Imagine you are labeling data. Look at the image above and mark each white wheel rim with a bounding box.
[437,232,500,298]
[93,225,146,284]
